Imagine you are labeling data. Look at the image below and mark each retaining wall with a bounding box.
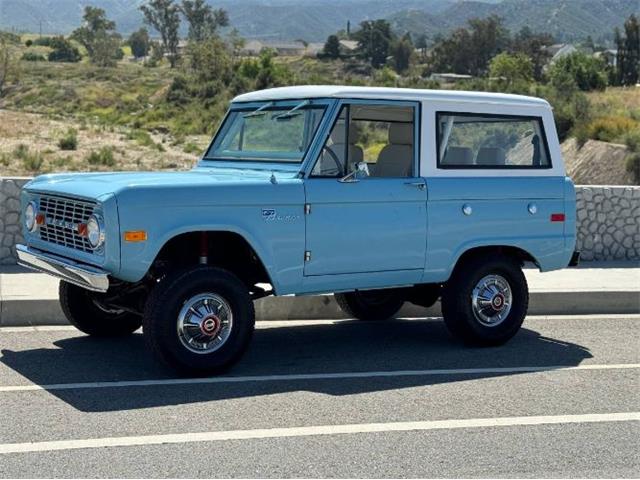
[0,178,29,265]
[1,178,638,265]
[576,185,640,261]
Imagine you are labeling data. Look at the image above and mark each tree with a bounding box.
[0,38,19,97]
[323,34,340,59]
[615,14,640,86]
[140,0,181,68]
[429,15,509,76]
[511,26,553,81]
[353,19,393,68]
[71,7,122,67]
[181,0,228,42]
[489,52,533,84]
[47,36,81,63]
[128,28,150,59]
[390,33,413,73]
[548,52,607,91]
[415,34,427,62]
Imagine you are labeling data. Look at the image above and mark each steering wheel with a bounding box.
[320,145,344,176]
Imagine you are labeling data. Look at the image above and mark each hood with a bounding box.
[24,167,299,201]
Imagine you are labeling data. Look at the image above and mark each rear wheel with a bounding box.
[335,289,405,321]
[59,281,142,337]
[143,266,255,375]
[441,255,528,346]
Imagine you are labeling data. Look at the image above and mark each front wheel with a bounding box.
[441,255,528,346]
[143,266,255,375]
[59,281,142,337]
[335,289,405,321]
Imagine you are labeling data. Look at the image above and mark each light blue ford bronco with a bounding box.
[18,86,579,374]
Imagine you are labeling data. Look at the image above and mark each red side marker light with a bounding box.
[550,213,565,222]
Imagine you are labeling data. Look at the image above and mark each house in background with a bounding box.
[594,49,618,68]
[545,43,578,63]
[429,73,473,84]
[339,39,359,55]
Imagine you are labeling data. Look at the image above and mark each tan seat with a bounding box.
[442,146,474,166]
[326,124,363,170]
[476,147,506,166]
[374,123,413,177]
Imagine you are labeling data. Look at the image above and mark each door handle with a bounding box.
[404,181,426,190]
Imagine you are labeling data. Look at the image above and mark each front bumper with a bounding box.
[16,244,110,292]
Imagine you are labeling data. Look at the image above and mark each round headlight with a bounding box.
[25,201,37,232]
[86,215,104,249]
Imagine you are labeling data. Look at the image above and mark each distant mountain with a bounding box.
[0,0,637,42]
[0,0,455,39]
[389,0,640,43]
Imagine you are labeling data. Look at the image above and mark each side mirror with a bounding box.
[338,162,370,183]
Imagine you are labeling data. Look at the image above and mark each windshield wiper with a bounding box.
[272,100,310,121]
[242,102,274,118]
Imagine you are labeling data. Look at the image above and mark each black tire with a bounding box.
[335,289,405,321]
[143,266,255,375]
[441,254,528,346]
[59,281,142,337]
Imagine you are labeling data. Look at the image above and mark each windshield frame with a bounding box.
[201,99,334,168]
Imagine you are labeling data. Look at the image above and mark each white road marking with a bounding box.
[1,314,639,333]
[0,412,637,454]
[0,363,638,393]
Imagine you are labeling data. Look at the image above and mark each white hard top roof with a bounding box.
[232,85,550,108]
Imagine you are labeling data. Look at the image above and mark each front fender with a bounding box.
[115,203,305,294]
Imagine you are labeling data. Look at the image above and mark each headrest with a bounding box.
[330,123,359,145]
[388,123,413,145]
[476,147,506,166]
[442,146,473,165]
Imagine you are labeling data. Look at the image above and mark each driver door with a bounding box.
[303,101,427,277]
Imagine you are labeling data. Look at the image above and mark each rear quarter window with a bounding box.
[437,112,552,169]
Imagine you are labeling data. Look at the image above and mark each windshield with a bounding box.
[205,102,327,163]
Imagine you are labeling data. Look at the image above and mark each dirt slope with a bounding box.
[562,138,636,186]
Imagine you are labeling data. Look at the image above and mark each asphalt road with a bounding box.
[0,315,638,478]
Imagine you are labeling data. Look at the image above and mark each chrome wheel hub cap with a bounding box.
[177,293,233,354]
[471,274,512,327]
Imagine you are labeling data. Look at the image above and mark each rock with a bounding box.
[623,237,633,249]
[577,209,587,221]
[624,224,637,236]
[613,230,625,244]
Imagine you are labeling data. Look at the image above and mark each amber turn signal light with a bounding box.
[124,231,147,242]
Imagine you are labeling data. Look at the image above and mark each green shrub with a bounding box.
[625,152,640,183]
[21,51,47,62]
[86,147,115,166]
[182,142,201,154]
[48,37,81,63]
[58,128,78,150]
[587,116,638,143]
[623,130,640,153]
[14,144,44,171]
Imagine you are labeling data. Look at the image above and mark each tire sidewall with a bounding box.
[144,268,255,373]
[59,281,142,336]
[445,258,528,344]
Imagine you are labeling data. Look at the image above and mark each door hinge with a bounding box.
[304,204,311,215]
[304,251,311,262]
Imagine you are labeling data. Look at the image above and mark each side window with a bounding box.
[437,113,551,168]
[312,104,415,178]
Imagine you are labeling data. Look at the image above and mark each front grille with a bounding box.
[38,196,97,253]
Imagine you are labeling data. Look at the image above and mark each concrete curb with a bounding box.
[1,291,638,326]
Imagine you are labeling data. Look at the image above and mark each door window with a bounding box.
[312,104,415,178]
